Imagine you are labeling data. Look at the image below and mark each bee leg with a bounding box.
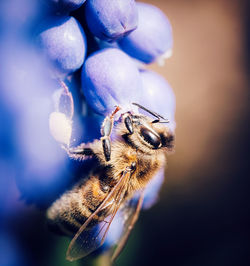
[63,145,94,160]
[101,106,121,162]
[57,80,74,119]
[102,137,111,161]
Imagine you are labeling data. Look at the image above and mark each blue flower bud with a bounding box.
[45,0,86,13]
[85,0,138,41]
[81,48,142,115]
[119,2,173,64]
[137,69,176,132]
[36,16,87,77]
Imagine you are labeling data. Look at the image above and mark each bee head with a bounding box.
[119,103,175,153]
[121,114,174,154]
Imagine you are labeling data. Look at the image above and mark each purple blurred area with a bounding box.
[0,2,86,265]
[0,39,75,202]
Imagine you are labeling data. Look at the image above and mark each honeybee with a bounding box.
[47,102,174,262]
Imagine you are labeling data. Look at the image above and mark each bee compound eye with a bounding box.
[140,127,161,149]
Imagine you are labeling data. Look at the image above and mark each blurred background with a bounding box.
[0,0,249,266]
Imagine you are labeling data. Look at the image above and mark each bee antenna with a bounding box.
[132,103,169,123]
[152,119,169,124]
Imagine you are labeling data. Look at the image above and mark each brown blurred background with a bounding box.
[117,0,249,265]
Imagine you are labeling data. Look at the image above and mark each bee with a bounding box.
[47,102,174,262]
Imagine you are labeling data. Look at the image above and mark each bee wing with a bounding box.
[66,167,132,261]
[111,191,144,262]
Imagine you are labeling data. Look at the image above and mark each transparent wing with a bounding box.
[111,191,144,262]
[66,167,132,261]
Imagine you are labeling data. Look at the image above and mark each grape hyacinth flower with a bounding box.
[45,0,86,14]
[81,48,143,115]
[119,2,173,64]
[85,0,138,41]
[138,69,176,132]
[36,16,87,77]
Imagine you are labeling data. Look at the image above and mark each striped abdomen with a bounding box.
[46,174,112,236]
